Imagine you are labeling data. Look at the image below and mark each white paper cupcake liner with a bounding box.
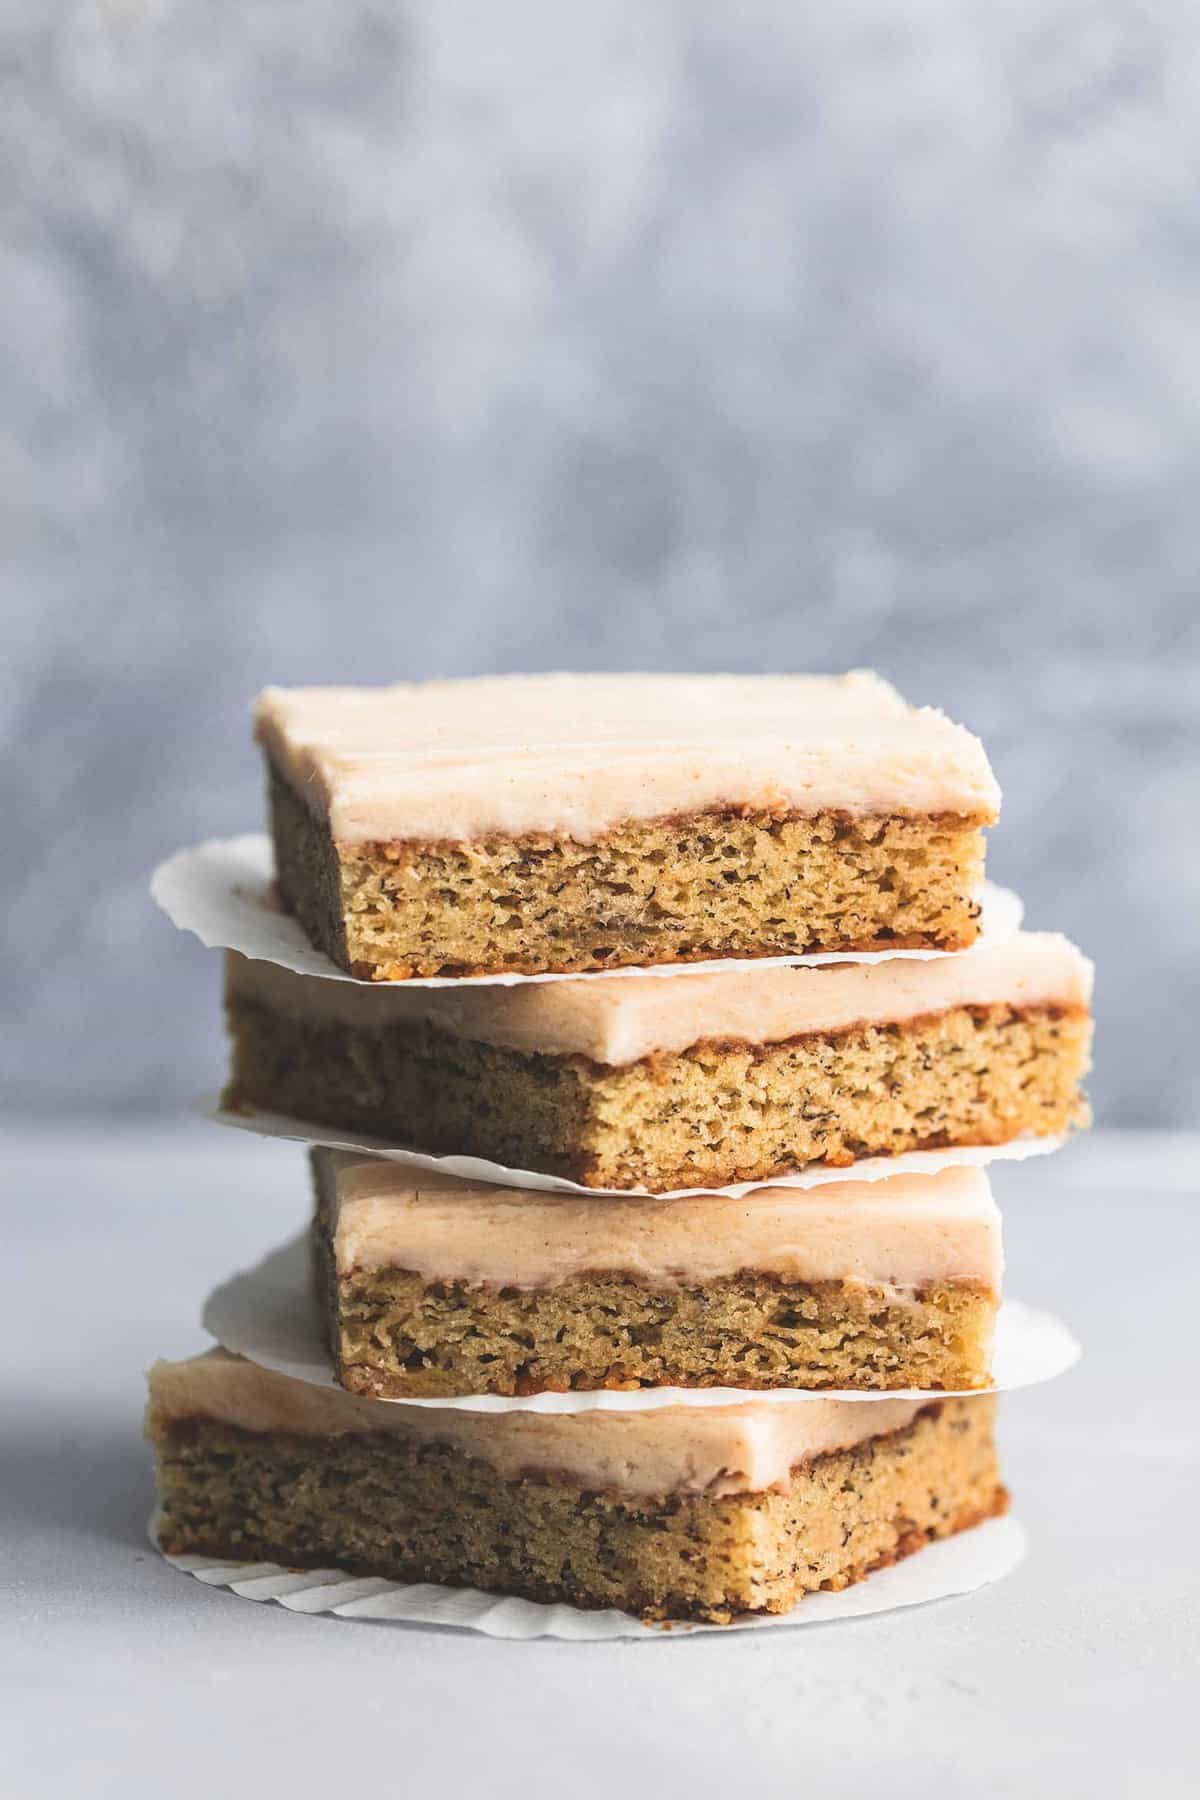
[207,1100,1063,1200]
[151,833,1023,988]
[203,1235,1081,1413]
[151,1512,1026,1640]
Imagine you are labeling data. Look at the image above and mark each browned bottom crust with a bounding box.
[227,993,1091,1191]
[267,762,988,978]
[151,1397,1005,1623]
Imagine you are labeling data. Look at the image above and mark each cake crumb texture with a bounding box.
[152,1397,1005,1623]
[324,1255,997,1399]
[268,765,989,978]
[227,993,1091,1190]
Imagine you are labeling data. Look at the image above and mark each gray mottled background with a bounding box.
[2,1,1197,1124]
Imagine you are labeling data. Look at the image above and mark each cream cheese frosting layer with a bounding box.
[149,1351,929,1498]
[255,672,1000,843]
[228,931,1092,1067]
[319,1155,1002,1295]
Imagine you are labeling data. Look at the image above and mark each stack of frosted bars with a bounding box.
[148,673,1092,1624]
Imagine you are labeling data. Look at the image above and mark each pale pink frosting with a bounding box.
[148,1350,932,1497]
[321,1156,1002,1296]
[228,931,1091,1067]
[254,672,1000,843]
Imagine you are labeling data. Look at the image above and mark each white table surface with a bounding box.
[2,1124,1197,1799]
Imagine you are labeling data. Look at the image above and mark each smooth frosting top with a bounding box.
[254,672,1000,843]
[228,930,1092,1066]
[319,1154,1002,1294]
[148,1350,931,1497]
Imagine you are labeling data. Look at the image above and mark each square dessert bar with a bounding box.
[313,1152,1001,1399]
[148,1351,1006,1623]
[254,672,1000,979]
[226,931,1093,1191]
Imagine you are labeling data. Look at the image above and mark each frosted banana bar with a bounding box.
[255,671,1000,979]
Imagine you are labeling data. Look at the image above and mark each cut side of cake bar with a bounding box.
[225,930,1092,1191]
[148,1351,1006,1623]
[254,672,1000,979]
[312,1151,1001,1398]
